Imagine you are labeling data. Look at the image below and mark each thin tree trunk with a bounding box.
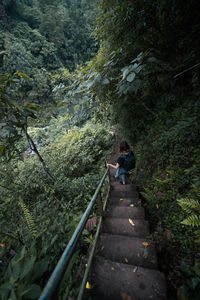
[22,127,55,183]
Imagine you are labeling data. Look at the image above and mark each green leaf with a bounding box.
[0,145,5,155]
[20,255,36,279]
[25,103,40,111]
[135,65,143,73]
[24,284,41,299]
[57,101,67,107]
[31,259,49,281]
[50,234,58,246]
[126,73,136,82]
[12,263,20,281]
[122,67,129,80]
[86,80,95,89]
[102,78,110,85]
[10,289,17,300]
[0,282,12,290]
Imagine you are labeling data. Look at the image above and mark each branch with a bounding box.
[22,127,55,183]
[174,62,200,79]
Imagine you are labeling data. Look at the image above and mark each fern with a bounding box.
[19,199,37,238]
[177,198,200,227]
[182,215,200,227]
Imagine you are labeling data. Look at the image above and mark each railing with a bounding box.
[39,164,110,300]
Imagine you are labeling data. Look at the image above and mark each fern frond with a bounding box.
[181,215,200,227]
[19,199,37,238]
[177,198,200,214]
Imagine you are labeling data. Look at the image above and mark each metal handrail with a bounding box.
[39,166,110,300]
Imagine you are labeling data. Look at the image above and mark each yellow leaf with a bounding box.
[86,281,92,289]
[125,258,128,263]
[120,198,124,201]
[129,218,135,226]
[156,204,159,209]
[142,242,149,247]
[0,243,5,247]
[137,252,140,257]
[130,204,134,207]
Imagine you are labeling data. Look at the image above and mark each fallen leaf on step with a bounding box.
[111,267,115,270]
[121,292,132,300]
[129,218,135,226]
[137,252,140,257]
[142,242,149,247]
[133,266,138,272]
[86,281,92,289]
[120,198,124,201]
[125,258,128,263]
[130,204,134,207]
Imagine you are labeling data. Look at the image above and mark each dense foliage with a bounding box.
[0,118,112,298]
[0,0,98,104]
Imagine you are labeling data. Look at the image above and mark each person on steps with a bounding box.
[107,141,135,185]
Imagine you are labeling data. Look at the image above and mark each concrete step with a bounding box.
[110,190,138,199]
[106,206,145,219]
[102,217,149,238]
[90,257,167,300]
[110,181,137,192]
[96,233,158,269]
[108,196,142,207]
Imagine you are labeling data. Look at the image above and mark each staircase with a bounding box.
[89,157,167,300]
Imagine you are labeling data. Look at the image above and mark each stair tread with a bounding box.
[108,197,142,207]
[97,233,157,269]
[106,205,145,219]
[110,190,139,199]
[90,257,167,300]
[102,217,149,238]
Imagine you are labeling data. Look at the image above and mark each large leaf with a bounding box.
[24,284,41,299]
[102,78,110,85]
[20,255,36,280]
[122,67,129,80]
[126,73,135,82]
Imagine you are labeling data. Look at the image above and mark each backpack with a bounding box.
[122,151,135,171]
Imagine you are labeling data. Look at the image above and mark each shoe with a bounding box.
[120,181,126,185]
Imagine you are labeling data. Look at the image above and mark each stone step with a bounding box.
[96,233,158,269]
[102,217,149,238]
[110,190,138,199]
[90,257,167,300]
[110,181,137,192]
[106,206,145,219]
[108,196,142,207]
